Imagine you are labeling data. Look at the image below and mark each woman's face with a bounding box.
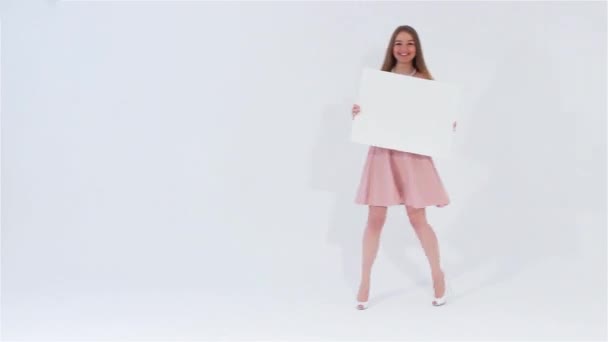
[393,31,416,64]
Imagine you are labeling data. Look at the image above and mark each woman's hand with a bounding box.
[352,104,361,119]
[453,121,457,132]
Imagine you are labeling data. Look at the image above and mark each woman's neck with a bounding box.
[392,62,416,75]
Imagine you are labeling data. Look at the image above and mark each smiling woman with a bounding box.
[381,25,434,79]
[351,25,453,310]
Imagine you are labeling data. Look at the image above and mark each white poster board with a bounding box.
[351,68,462,157]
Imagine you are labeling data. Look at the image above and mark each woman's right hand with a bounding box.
[352,104,361,119]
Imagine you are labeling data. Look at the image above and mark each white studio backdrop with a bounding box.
[1,1,606,340]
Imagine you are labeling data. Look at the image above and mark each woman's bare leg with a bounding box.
[406,206,445,299]
[356,206,387,304]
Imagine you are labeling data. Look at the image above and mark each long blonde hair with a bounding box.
[381,25,434,80]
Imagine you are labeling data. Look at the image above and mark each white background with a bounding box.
[1,0,606,341]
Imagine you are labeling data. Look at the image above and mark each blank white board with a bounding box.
[351,68,461,157]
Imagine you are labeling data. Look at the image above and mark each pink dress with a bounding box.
[355,146,450,208]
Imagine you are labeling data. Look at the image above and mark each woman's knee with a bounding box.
[406,207,428,229]
[367,206,387,230]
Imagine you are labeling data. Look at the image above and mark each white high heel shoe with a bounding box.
[432,273,448,306]
[432,293,447,306]
[356,301,369,310]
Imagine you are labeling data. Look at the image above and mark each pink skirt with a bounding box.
[355,146,450,208]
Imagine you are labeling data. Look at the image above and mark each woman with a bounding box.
[351,25,456,310]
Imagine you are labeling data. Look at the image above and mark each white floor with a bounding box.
[3,253,605,341]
